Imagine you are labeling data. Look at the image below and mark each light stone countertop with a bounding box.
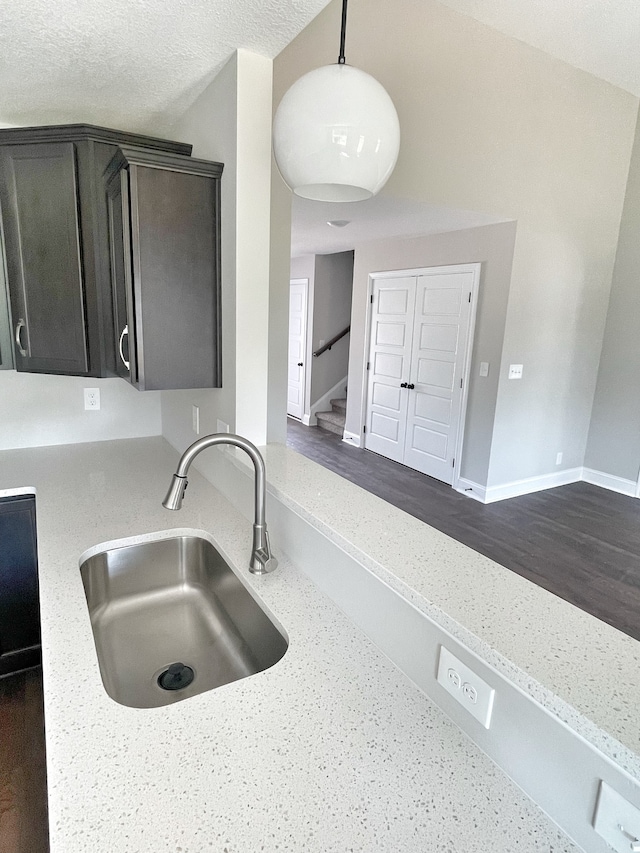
[0,436,580,853]
[255,444,640,781]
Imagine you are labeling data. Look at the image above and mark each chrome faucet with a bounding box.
[162,433,278,575]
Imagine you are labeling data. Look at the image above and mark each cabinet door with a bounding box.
[0,142,89,374]
[106,170,138,383]
[0,494,40,677]
[129,164,221,390]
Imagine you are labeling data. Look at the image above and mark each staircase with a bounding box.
[316,397,346,436]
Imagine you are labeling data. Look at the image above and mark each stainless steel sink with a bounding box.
[80,535,288,709]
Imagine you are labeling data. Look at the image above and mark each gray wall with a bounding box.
[345,222,516,485]
[310,251,353,405]
[585,114,640,483]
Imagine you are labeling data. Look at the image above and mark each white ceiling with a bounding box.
[291,196,506,257]
[0,0,332,133]
[436,0,640,97]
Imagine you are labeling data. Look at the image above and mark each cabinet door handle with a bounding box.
[15,319,27,357]
[118,325,130,370]
[400,382,408,388]
[407,383,415,390]
[297,362,303,367]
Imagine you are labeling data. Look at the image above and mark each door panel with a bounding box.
[287,280,307,419]
[364,277,415,463]
[403,270,474,483]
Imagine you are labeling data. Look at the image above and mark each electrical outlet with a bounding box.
[436,645,495,729]
[556,452,563,466]
[508,364,523,380]
[479,361,489,377]
[84,388,100,410]
[593,780,640,853]
[192,405,200,435]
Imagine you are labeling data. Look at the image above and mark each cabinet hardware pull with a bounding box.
[119,325,130,370]
[15,319,27,357]
[297,362,303,367]
[407,383,415,390]
[400,382,408,388]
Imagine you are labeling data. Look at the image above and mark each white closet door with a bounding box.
[364,277,416,462]
[403,269,474,484]
[287,280,308,419]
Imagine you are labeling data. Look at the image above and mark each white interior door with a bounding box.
[365,265,478,485]
[403,270,474,484]
[287,279,308,419]
[364,277,415,462]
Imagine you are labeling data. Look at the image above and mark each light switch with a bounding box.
[479,362,489,377]
[593,780,640,853]
[508,364,523,380]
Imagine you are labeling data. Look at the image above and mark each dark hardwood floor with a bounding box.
[0,668,48,853]
[287,418,640,641]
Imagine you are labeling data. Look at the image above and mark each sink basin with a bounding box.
[80,534,288,709]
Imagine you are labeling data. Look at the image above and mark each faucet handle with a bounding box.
[250,526,278,574]
[251,549,278,575]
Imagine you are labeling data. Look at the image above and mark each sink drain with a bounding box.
[157,662,195,691]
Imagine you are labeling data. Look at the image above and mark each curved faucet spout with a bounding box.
[162,433,277,575]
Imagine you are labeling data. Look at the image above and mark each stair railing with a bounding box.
[313,325,350,358]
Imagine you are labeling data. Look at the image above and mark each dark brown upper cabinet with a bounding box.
[0,125,191,377]
[105,147,223,391]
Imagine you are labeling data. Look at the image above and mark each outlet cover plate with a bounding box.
[508,363,523,379]
[84,388,100,410]
[437,645,495,729]
[593,780,640,853]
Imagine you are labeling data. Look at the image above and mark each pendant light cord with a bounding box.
[338,0,348,64]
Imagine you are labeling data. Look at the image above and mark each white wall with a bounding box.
[585,113,640,484]
[161,49,274,476]
[273,0,638,488]
[310,251,353,405]
[0,372,161,450]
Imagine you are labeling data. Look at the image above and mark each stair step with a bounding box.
[316,409,345,436]
[330,397,347,414]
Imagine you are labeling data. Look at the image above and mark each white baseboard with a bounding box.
[457,469,582,504]
[485,467,583,503]
[582,467,638,498]
[454,479,487,502]
[310,375,348,425]
[301,414,312,427]
[342,430,362,448]
[458,465,639,504]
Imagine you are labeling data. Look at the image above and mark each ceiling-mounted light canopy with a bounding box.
[273,0,400,203]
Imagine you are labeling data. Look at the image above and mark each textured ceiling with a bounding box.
[0,0,331,133]
[2,0,638,142]
[436,0,640,97]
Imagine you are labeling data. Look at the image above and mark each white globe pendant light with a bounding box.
[273,0,400,203]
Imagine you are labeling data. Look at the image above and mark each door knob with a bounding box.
[407,383,415,389]
[400,382,408,388]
